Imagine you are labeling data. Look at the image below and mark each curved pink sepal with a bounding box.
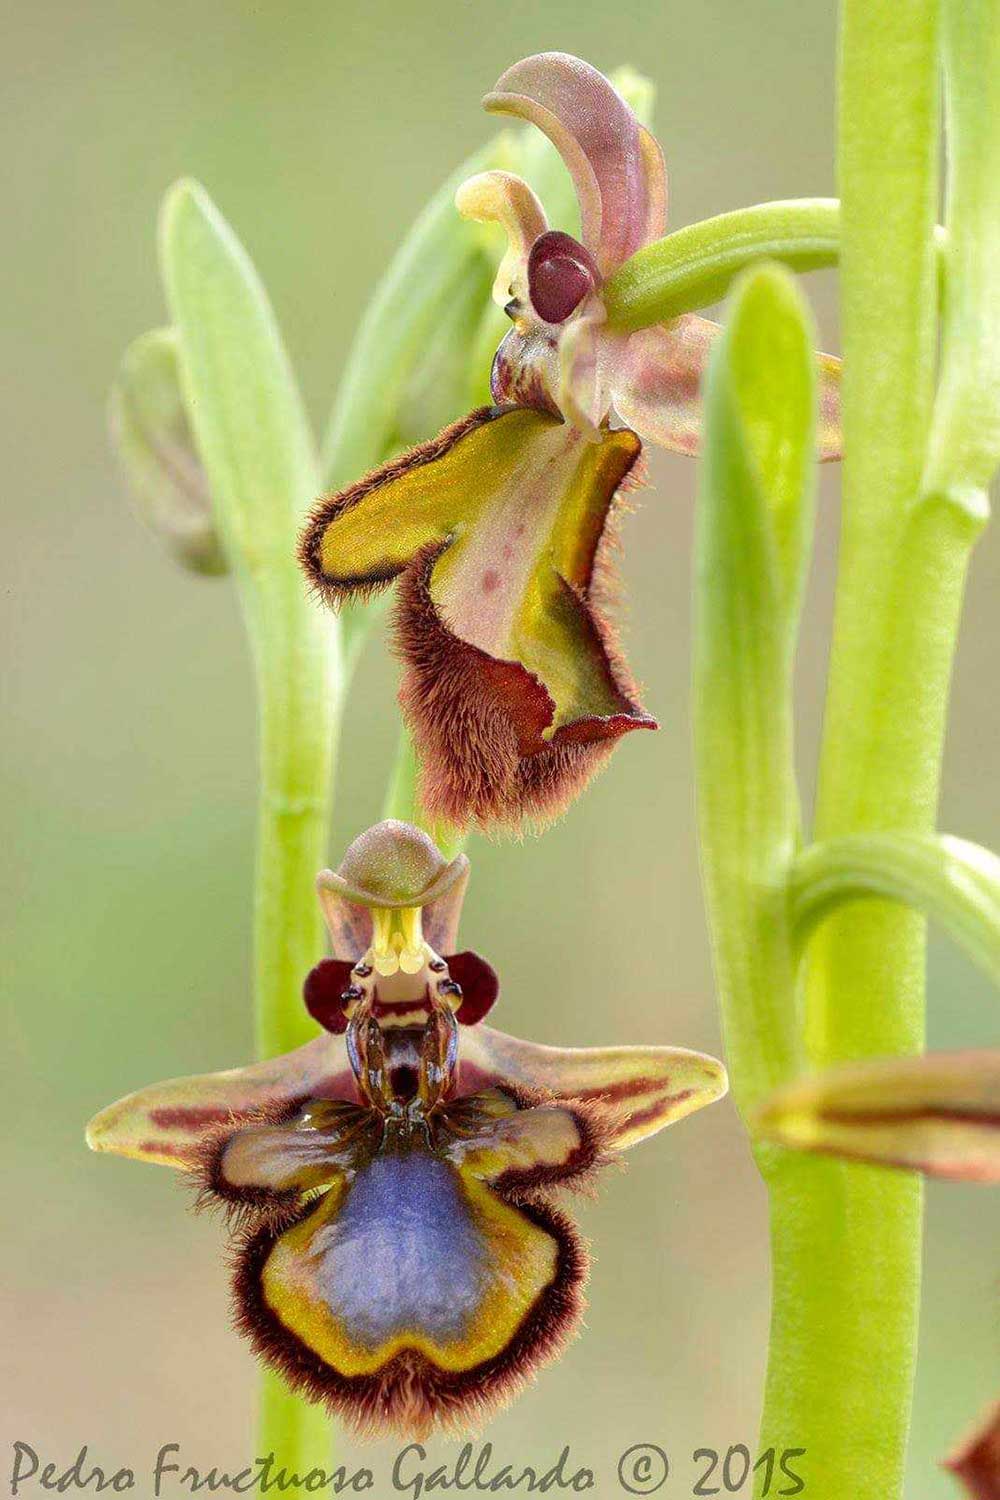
[484,52,667,275]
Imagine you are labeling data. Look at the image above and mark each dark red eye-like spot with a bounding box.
[446,951,500,1025]
[303,958,356,1033]
[527,231,600,324]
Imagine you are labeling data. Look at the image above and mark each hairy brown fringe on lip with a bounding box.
[231,1192,589,1439]
[394,544,655,832]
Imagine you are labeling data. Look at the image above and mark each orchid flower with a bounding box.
[299,53,841,832]
[88,821,727,1437]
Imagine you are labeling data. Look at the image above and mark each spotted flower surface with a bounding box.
[88,822,727,1437]
[299,53,841,832]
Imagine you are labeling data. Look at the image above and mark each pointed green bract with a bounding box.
[160,181,321,572]
[723,268,817,620]
[694,262,817,1118]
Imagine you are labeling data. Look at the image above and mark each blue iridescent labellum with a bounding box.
[218,1010,599,1435]
[87,822,728,1436]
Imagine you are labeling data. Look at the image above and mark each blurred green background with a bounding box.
[3,0,997,1492]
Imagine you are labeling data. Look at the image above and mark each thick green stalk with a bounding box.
[758,5,952,1496]
[160,180,339,1473]
[253,625,343,1059]
[767,7,1000,1476]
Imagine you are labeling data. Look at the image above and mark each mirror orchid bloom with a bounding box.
[300,53,842,833]
[87,822,728,1437]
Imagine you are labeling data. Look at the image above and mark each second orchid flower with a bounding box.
[300,52,841,832]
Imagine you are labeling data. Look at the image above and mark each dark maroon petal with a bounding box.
[303,958,356,1034]
[527,230,600,323]
[447,951,501,1025]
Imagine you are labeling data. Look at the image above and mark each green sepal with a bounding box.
[108,326,226,576]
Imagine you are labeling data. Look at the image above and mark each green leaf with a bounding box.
[108,327,225,576]
[725,269,817,619]
[921,0,1000,515]
[159,180,320,581]
[159,176,338,1053]
[791,831,1000,988]
[693,262,817,1114]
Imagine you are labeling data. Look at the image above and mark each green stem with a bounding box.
[258,1371,332,1479]
[254,630,343,1059]
[603,200,840,330]
[757,5,951,1495]
[382,723,422,824]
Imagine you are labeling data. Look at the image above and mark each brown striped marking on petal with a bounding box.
[455,1025,728,1151]
[86,1033,358,1168]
